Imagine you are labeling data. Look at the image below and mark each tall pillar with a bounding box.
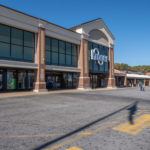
[134,79,136,87]
[149,79,150,86]
[123,74,127,87]
[76,38,90,90]
[105,47,116,88]
[33,27,47,92]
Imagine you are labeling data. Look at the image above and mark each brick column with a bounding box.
[33,27,47,92]
[134,79,136,87]
[76,38,90,90]
[105,47,116,88]
[123,74,127,87]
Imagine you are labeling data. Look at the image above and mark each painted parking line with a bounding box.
[66,147,82,150]
[112,114,150,135]
[44,123,115,150]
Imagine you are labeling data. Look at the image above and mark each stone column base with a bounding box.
[33,82,47,92]
[76,77,91,89]
[105,78,116,88]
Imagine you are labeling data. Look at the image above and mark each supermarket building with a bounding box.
[0,5,115,92]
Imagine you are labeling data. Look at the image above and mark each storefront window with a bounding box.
[18,70,26,89]
[7,70,17,89]
[68,73,72,87]
[63,73,67,88]
[59,41,65,53]
[45,37,77,67]
[59,53,65,66]
[66,55,71,67]
[52,52,58,65]
[88,42,108,72]
[93,75,98,87]
[0,24,35,63]
[66,43,71,55]
[0,43,10,60]
[28,71,34,89]
[0,24,10,43]
[73,73,77,88]
[11,45,23,61]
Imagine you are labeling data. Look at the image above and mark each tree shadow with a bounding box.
[127,101,138,124]
[33,101,138,150]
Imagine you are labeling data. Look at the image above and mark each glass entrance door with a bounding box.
[0,72,3,90]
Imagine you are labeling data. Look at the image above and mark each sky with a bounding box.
[0,0,150,66]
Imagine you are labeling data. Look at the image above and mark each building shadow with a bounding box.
[127,101,138,124]
[33,102,137,150]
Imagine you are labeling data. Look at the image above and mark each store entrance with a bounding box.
[46,73,61,89]
[45,72,77,90]
[90,74,105,88]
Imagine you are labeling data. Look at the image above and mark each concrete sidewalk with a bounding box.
[0,88,117,98]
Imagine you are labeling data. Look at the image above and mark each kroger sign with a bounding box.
[91,48,108,65]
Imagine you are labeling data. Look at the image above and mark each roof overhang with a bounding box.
[45,65,81,72]
[114,73,125,77]
[0,60,38,69]
[127,74,150,79]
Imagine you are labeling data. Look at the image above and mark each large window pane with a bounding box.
[68,73,72,87]
[45,37,51,51]
[73,73,77,88]
[24,47,34,62]
[88,42,92,56]
[93,43,98,49]
[24,31,34,47]
[52,39,58,52]
[72,55,77,67]
[11,45,22,61]
[59,41,65,53]
[94,61,98,70]
[59,53,65,66]
[28,71,34,89]
[66,43,71,55]
[66,55,71,67]
[52,52,58,65]
[11,28,23,45]
[45,51,51,65]
[0,42,10,60]
[18,71,26,89]
[0,24,10,43]
[72,44,77,56]
[63,73,67,88]
[7,70,16,89]
[88,57,93,70]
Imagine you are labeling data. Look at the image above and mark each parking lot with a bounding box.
[0,87,150,150]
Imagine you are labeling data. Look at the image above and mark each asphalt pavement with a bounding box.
[0,87,150,150]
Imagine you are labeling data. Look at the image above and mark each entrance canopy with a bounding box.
[127,74,150,79]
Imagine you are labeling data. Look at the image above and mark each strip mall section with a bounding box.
[114,69,150,87]
[1,4,148,92]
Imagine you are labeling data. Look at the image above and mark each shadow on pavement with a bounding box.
[33,101,138,150]
[127,101,138,124]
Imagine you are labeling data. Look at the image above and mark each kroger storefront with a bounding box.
[0,5,116,92]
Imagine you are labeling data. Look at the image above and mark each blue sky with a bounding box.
[1,0,150,66]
